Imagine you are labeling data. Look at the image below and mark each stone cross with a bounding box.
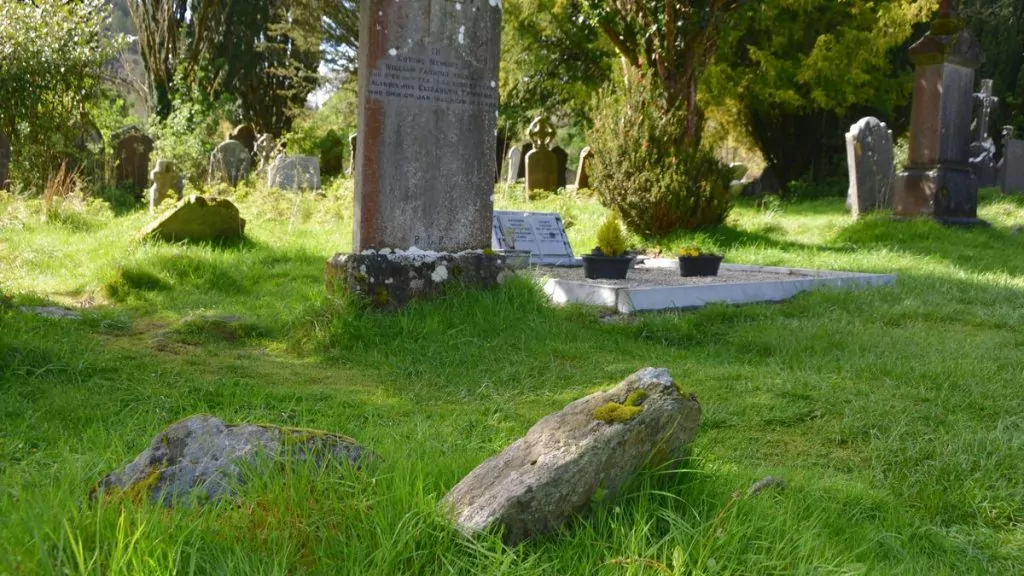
[149,160,181,213]
[352,0,502,252]
[525,117,558,194]
[973,79,998,145]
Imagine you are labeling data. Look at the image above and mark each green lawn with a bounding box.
[2,183,1023,575]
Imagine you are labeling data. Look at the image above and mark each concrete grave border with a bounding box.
[540,260,896,314]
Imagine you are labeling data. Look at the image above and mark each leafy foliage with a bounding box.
[590,72,734,237]
[595,213,627,256]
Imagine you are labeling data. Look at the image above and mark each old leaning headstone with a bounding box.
[149,160,183,213]
[552,145,569,190]
[112,131,155,197]
[525,117,558,195]
[0,131,10,191]
[142,195,246,243]
[506,146,522,184]
[209,140,252,187]
[230,124,258,155]
[268,155,322,191]
[351,0,501,252]
[969,79,999,188]
[845,117,895,218]
[442,367,701,545]
[574,146,592,189]
[893,0,986,225]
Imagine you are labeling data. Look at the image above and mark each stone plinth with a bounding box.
[353,0,502,253]
[326,249,511,310]
[894,9,985,225]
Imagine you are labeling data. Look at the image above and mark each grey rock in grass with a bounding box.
[95,415,370,506]
[442,367,701,545]
[18,306,81,320]
[141,195,246,243]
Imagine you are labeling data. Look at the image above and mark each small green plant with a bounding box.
[596,213,627,257]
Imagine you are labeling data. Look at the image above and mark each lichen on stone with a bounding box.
[593,388,648,423]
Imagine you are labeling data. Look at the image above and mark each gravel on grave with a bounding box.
[532,264,812,288]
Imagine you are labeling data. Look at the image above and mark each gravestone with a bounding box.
[208,140,252,187]
[492,211,577,266]
[69,117,104,177]
[113,132,155,196]
[969,79,999,188]
[230,124,257,155]
[845,117,895,218]
[894,0,986,225]
[347,133,357,177]
[0,131,10,191]
[255,134,278,172]
[998,126,1014,189]
[268,155,322,191]
[320,130,346,179]
[517,142,533,180]
[142,195,246,242]
[495,134,509,184]
[149,160,183,213]
[352,0,502,252]
[552,145,568,190]
[1001,139,1024,194]
[525,118,558,195]
[506,146,522,184]
[574,147,592,189]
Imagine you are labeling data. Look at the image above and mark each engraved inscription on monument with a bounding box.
[367,47,497,110]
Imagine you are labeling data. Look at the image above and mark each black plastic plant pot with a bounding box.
[582,254,632,280]
[678,254,724,277]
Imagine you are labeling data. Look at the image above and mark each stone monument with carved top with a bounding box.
[893,0,987,225]
[525,117,557,195]
[352,0,502,252]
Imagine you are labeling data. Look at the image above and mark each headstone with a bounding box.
[112,132,155,196]
[148,160,183,213]
[574,147,592,189]
[320,130,346,179]
[208,140,252,187]
[229,124,257,155]
[506,146,523,184]
[998,125,1014,189]
[525,117,558,194]
[352,0,502,252]
[969,79,999,188]
[255,134,278,172]
[845,117,895,218]
[894,0,986,225]
[141,195,246,242]
[492,211,577,266]
[69,117,104,177]
[552,145,568,190]
[268,155,322,191]
[495,134,509,184]
[1001,139,1024,194]
[517,142,533,180]
[0,131,10,191]
[347,133,357,177]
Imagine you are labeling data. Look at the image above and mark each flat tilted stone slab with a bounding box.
[538,260,896,313]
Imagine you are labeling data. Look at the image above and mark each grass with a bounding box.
[2,182,1024,574]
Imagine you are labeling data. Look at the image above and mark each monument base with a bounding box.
[894,164,985,224]
[326,249,512,310]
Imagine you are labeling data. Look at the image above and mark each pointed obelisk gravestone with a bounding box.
[969,79,999,188]
[574,147,592,189]
[0,131,10,191]
[845,117,894,219]
[506,146,522,184]
[525,117,557,195]
[352,0,502,252]
[894,0,986,225]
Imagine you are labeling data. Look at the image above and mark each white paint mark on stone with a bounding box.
[491,81,496,88]
[432,265,449,283]
[458,26,465,44]
[455,2,461,9]
[388,48,398,56]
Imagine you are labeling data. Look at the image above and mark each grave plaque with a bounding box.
[492,211,578,266]
[354,0,502,252]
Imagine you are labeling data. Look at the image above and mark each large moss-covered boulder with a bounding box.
[141,195,246,243]
[442,367,701,545]
[94,415,370,506]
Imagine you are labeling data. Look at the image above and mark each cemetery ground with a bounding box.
[2,183,1024,575]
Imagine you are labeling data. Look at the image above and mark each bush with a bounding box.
[596,213,626,256]
[590,73,734,238]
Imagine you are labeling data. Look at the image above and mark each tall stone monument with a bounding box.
[352,0,502,252]
[893,0,986,225]
[969,79,998,188]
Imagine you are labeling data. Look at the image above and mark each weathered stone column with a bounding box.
[894,0,985,225]
[353,0,502,252]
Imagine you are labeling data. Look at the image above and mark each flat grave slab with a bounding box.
[492,210,580,266]
[536,259,896,313]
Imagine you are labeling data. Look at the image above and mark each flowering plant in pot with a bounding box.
[677,244,724,277]
[583,214,631,279]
